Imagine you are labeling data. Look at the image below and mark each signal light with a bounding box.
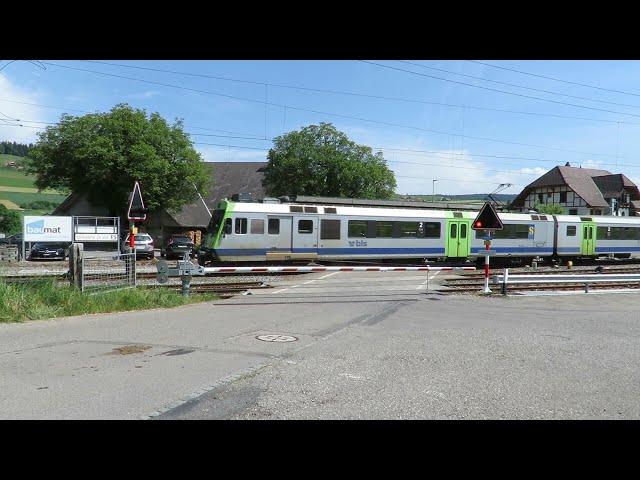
[471,202,504,231]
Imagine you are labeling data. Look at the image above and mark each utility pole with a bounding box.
[432,179,439,201]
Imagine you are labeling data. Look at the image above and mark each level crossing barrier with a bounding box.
[156,255,476,296]
[492,269,640,294]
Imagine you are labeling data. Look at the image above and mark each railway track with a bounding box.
[442,282,640,294]
[160,281,270,294]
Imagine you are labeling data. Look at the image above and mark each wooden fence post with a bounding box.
[69,243,84,289]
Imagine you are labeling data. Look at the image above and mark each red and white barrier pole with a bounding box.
[482,231,492,294]
[199,265,476,274]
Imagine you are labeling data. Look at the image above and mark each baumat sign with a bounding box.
[23,216,73,242]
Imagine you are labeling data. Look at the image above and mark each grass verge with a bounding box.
[0,279,218,323]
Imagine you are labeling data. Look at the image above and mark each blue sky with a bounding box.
[3,60,640,196]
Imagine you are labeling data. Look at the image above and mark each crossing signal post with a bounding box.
[471,202,504,295]
[127,181,149,254]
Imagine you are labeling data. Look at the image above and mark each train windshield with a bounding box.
[207,209,225,235]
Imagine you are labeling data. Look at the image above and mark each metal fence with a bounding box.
[81,252,136,294]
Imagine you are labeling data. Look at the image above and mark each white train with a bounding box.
[197,199,640,264]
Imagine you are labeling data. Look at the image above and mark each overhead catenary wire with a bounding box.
[80,60,640,126]
[468,60,640,99]
[37,61,627,159]
[360,60,640,121]
[5,119,640,173]
[398,60,640,110]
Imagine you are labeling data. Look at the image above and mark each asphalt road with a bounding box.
[2,270,640,419]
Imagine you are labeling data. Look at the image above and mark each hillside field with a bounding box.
[0,154,67,216]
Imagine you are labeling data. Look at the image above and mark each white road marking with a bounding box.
[318,271,341,280]
[416,271,440,290]
[273,270,340,293]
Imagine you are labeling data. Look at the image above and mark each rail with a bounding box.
[492,269,640,294]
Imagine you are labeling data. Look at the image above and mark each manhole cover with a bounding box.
[256,334,298,343]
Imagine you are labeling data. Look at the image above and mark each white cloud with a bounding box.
[0,74,47,143]
[127,90,161,100]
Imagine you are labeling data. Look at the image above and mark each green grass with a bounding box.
[0,279,218,323]
[0,191,67,205]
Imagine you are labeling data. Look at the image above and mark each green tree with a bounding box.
[263,123,396,199]
[27,104,210,215]
[533,202,565,215]
[0,205,21,235]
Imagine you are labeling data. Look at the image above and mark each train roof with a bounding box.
[227,201,551,221]
[555,214,640,225]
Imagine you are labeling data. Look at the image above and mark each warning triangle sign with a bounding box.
[127,181,147,221]
[472,202,503,230]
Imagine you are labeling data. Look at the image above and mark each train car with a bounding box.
[555,215,640,259]
[198,200,557,264]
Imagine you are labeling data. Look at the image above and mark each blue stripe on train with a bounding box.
[470,247,553,254]
[215,247,447,256]
[595,246,640,252]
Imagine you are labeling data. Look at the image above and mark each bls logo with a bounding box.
[348,240,367,247]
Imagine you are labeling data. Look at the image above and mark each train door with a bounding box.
[446,220,471,258]
[266,216,292,252]
[581,222,596,256]
[292,216,318,254]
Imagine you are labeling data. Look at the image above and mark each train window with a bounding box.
[289,206,303,213]
[424,222,441,239]
[566,226,577,236]
[348,220,368,238]
[324,207,337,214]
[207,209,225,234]
[460,223,467,239]
[453,212,463,218]
[235,218,247,234]
[531,215,539,220]
[597,226,640,240]
[483,224,529,239]
[450,224,457,239]
[224,218,232,235]
[268,219,280,235]
[251,219,264,235]
[321,220,341,240]
[539,216,548,221]
[304,206,318,213]
[376,221,394,238]
[399,222,420,238]
[298,219,313,234]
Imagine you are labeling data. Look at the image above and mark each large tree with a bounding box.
[263,123,396,199]
[27,104,210,215]
[0,205,21,235]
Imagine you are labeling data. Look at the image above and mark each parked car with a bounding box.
[28,242,71,261]
[162,235,195,260]
[121,233,155,260]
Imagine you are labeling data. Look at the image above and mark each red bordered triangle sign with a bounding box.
[127,181,147,221]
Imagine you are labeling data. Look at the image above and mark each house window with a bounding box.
[538,193,544,203]
[559,191,567,203]
[569,209,578,215]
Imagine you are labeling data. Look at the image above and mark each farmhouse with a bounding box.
[510,164,640,216]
